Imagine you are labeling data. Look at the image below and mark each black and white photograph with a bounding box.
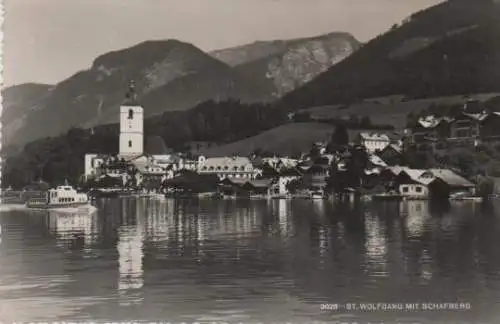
[1,0,500,323]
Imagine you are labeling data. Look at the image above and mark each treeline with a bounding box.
[145,99,286,149]
[292,111,395,130]
[2,100,287,189]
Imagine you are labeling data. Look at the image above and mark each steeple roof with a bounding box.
[122,80,141,106]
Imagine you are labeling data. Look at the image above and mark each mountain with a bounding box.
[210,32,361,97]
[1,83,55,147]
[3,40,273,147]
[279,0,500,110]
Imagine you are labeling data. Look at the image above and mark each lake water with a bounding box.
[0,198,499,323]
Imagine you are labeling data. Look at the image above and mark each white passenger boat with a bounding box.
[26,183,90,209]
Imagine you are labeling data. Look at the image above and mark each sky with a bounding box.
[3,0,443,87]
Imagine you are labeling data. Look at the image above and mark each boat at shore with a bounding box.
[310,190,327,200]
[449,192,483,202]
[26,184,90,209]
[372,192,403,201]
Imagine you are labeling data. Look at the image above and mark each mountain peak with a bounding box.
[91,39,204,70]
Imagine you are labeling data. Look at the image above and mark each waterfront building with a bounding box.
[384,166,475,199]
[196,155,259,180]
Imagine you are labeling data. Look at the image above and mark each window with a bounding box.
[128,109,134,119]
[128,140,132,148]
[416,186,423,193]
[402,186,409,193]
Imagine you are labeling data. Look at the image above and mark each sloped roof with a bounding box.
[417,116,442,128]
[359,132,390,141]
[396,168,474,187]
[429,169,474,187]
[400,169,435,185]
[222,178,248,186]
[369,154,388,167]
[365,168,381,175]
[387,166,408,175]
[463,112,489,122]
[245,179,273,188]
[382,143,403,154]
[200,156,253,169]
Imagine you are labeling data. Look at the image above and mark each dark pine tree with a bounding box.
[327,124,349,153]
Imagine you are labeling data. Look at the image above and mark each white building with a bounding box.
[197,156,259,180]
[119,90,144,158]
[356,132,390,154]
[84,82,185,182]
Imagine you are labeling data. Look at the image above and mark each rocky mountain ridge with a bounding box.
[3,32,360,147]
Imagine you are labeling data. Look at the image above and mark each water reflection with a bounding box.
[363,212,388,278]
[117,224,144,303]
[117,198,145,305]
[0,198,500,322]
[47,210,98,249]
[403,201,431,239]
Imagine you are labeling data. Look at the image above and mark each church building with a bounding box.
[84,82,184,186]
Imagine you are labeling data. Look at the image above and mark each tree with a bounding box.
[360,116,372,128]
[326,160,346,195]
[292,111,312,122]
[286,178,306,194]
[345,146,369,189]
[309,143,322,160]
[349,114,359,126]
[327,124,349,153]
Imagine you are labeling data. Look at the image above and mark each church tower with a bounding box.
[119,81,144,158]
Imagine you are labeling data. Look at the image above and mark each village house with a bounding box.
[131,156,168,192]
[376,144,403,166]
[303,164,330,191]
[383,166,475,199]
[411,116,452,152]
[479,112,500,143]
[448,112,483,144]
[395,169,434,199]
[272,168,303,196]
[412,100,500,150]
[196,156,260,180]
[219,178,273,197]
[354,132,390,154]
[261,157,299,172]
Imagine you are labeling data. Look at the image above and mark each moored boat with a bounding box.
[372,191,403,201]
[26,183,90,209]
[449,192,482,202]
[310,190,326,200]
